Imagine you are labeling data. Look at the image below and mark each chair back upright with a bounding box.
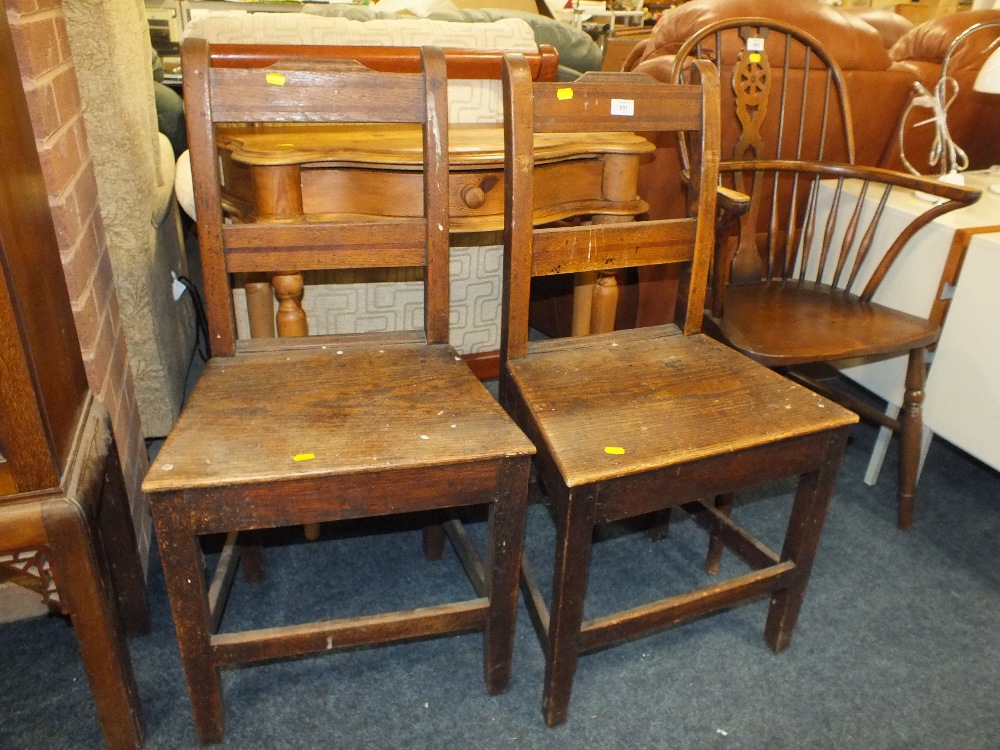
[672,18,855,167]
[499,53,721,373]
[182,38,451,357]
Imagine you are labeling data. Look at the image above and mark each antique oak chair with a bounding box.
[499,53,858,726]
[669,19,981,528]
[143,40,534,744]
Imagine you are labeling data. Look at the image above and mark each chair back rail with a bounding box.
[208,42,561,82]
[500,55,720,364]
[182,38,451,356]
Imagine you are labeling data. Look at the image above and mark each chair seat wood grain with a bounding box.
[146,344,532,493]
[705,281,941,368]
[508,329,851,488]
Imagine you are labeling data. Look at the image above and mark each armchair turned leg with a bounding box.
[897,348,926,531]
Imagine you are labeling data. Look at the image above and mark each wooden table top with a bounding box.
[217,123,654,170]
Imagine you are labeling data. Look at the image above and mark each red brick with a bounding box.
[37,119,86,194]
[60,215,100,300]
[71,286,100,351]
[83,305,115,377]
[20,64,78,136]
[7,14,66,79]
[6,0,62,14]
[70,163,99,218]
[21,77,59,135]
[50,65,81,129]
[92,246,116,312]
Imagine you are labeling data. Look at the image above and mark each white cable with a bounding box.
[897,78,969,177]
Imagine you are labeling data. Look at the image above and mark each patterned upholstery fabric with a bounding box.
[63,0,194,438]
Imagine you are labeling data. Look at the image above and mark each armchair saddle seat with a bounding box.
[705,282,941,367]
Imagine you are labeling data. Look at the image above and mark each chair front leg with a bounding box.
[152,491,226,745]
[543,485,598,727]
[764,428,849,653]
[483,457,531,694]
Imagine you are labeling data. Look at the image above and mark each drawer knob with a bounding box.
[462,184,486,209]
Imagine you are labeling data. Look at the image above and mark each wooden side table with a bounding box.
[215,122,654,366]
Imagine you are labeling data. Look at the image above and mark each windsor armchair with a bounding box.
[670,19,981,529]
[143,40,534,744]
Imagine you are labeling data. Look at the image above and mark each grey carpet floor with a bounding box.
[1,415,998,749]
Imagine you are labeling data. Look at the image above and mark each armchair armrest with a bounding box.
[710,159,981,317]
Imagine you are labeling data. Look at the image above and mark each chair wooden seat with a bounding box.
[507,328,847,489]
[705,281,941,368]
[146,344,530,494]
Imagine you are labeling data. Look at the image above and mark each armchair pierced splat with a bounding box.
[499,53,858,727]
[669,19,981,528]
[143,40,534,745]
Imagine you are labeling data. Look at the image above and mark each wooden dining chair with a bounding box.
[668,19,982,528]
[142,40,535,745]
[499,53,859,727]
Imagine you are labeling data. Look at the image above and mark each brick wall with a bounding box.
[5,0,151,568]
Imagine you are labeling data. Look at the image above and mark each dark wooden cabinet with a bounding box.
[0,11,148,750]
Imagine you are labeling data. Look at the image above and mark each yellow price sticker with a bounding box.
[557,87,574,101]
[749,52,761,64]
[293,453,316,462]
[266,72,286,86]
[604,446,626,455]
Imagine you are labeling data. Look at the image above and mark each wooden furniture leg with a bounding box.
[482,457,530,693]
[152,490,225,745]
[40,401,147,750]
[897,347,926,531]
[541,487,597,727]
[763,430,846,651]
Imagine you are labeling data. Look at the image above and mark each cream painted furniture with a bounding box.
[923,230,1000,471]
[805,170,997,485]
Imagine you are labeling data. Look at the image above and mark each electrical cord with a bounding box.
[897,77,969,178]
[174,274,210,365]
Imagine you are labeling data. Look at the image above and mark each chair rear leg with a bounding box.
[705,492,734,574]
[897,348,926,530]
[543,487,597,727]
[644,508,672,541]
[422,523,446,561]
